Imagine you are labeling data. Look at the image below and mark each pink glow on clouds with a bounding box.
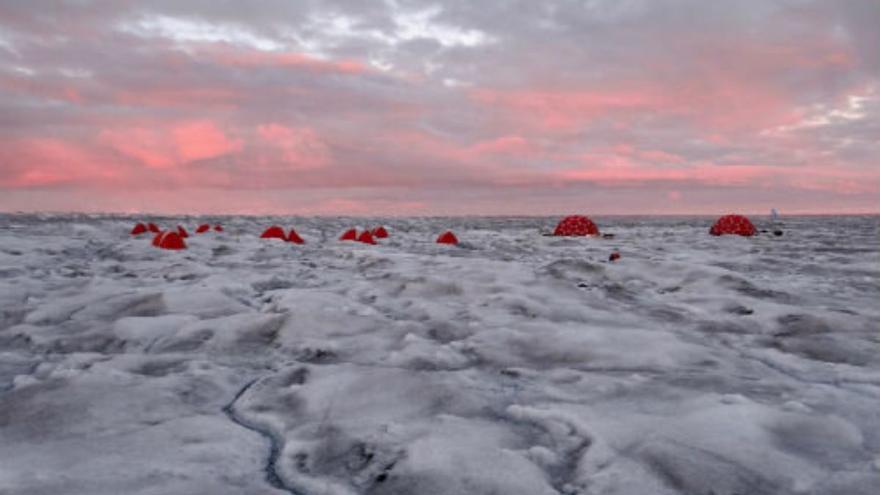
[0,1,878,214]
[99,120,241,168]
[206,45,369,74]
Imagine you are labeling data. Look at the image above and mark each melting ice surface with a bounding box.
[1,214,879,495]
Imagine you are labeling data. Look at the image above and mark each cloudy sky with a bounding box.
[1,0,877,214]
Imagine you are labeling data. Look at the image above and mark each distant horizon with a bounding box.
[2,209,878,218]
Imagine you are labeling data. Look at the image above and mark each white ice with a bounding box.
[1,215,878,494]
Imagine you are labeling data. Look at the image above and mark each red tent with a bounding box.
[710,214,757,236]
[357,231,377,245]
[196,224,210,234]
[436,231,458,244]
[214,224,224,232]
[147,223,160,233]
[553,215,600,236]
[260,225,287,240]
[288,229,305,244]
[154,231,187,250]
[177,226,189,238]
[372,226,389,238]
[339,228,357,241]
[131,223,147,235]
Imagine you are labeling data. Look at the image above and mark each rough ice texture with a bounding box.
[1,214,879,495]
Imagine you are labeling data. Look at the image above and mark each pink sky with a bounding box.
[1,1,878,215]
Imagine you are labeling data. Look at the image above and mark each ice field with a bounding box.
[1,214,878,494]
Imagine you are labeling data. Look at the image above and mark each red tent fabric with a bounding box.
[214,224,224,232]
[357,231,377,244]
[261,225,287,239]
[436,231,458,244]
[196,224,210,233]
[177,226,189,238]
[710,214,757,237]
[339,228,357,241]
[147,223,160,233]
[288,229,305,244]
[553,215,600,236]
[154,231,187,250]
[372,226,389,238]
[131,223,147,235]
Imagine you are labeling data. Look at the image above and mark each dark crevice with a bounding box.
[222,377,301,495]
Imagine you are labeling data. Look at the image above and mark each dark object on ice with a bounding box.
[436,231,458,244]
[358,230,377,245]
[287,229,305,244]
[773,230,784,236]
[177,225,189,238]
[131,223,147,235]
[609,251,621,262]
[725,304,754,315]
[147,222,161,233]
[372,225,389,238]
[214,224,224,232]
[709,214,756,236]
[602,233,615,239]
[554,215,600,236]
[153,231,187,250]
[339,228,358,241]
[196,224,210,233]
[261,225,287,240]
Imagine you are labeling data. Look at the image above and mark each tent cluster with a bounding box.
[131,222,226,250]
[260,225,304,244]
[131,213,764,252]
[338,226,394,245]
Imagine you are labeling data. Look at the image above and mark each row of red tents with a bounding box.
[133,214,761,250]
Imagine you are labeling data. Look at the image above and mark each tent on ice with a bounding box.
[357,231,377,244]
[553,215,600,236]
[260,226,287,240]
[710,214,757,237]
[152,231,187,250]
[288,229,305,244]
[436,231,458,244]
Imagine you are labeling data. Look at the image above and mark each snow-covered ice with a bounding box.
[1,214,878,494]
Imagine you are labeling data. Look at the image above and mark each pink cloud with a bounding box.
[255,123,329,170]
[99,120,241,168]
[205,45,369,74]
[0,137,116,188]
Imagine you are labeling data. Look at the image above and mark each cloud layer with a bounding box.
[1,0,878,214]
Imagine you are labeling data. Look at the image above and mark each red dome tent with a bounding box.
[710,214,757,237]
[260,225,287,240]
[196,224,210,234]
[214,224,224,232]
[357,231,377,245]
[177,226,189,238]
[288,229,305,244]
[372,226,389,238]
[153,231,187,250]
[147,223,160,233]
[131,223,147,235]
[554,215,600,236]
[339,228,357,241]
[436,231,458,245]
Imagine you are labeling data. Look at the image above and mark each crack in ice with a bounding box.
[222,376,301,495]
